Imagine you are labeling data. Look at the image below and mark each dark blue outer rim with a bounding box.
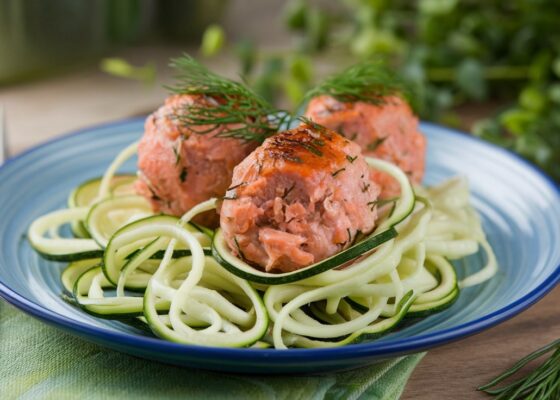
[1,118,559,366]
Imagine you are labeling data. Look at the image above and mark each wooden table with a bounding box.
[403,286,560,399]
[2,46,559,400]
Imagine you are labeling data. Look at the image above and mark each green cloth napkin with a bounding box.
[0,300,424,400]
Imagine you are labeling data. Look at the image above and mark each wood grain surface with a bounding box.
[403,285,560,399]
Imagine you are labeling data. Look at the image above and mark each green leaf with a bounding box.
[284,0,308,30]
[351,28,405,57]
[553,57,560,78]
[439,112,461,128]
[289,55,313,83]
[100,58,156,85]
[401,61,426,85]
[500,108,537,136]
[515,131,553,166]
[472,118,499,137]
[252,57,285,103]
[283,77,306,107]
[419,0,458,15]
[455,59,486,100]
[235,39,257,77]
[473,119,513,148]
[519,87,546,112]
[448,32,481,57]
[200,25,226,57]
[529,52,552,82]
[548,84,560,104]
[303,9,330,52]
[432,88,454,110]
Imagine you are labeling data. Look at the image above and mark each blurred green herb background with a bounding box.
[199,0,560,182]
[3,0,559,181]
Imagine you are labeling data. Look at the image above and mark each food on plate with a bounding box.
[27,57,498,350]
[305,95,425,197]
[220,122,379,272]
[304,63,425,197]
[135,94,259,226]
[136,55,285,226]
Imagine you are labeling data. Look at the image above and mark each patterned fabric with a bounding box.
[0,300,423,400]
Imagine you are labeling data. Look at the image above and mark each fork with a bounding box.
[0,105,8,165]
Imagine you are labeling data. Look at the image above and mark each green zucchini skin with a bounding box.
[211,157,416,286]
[72,266,145,319]
[407,287,460,317]
[345,297,369,314]
[36,249,104,262]
[144,248,213,259]
[349,291,416,344]
[72,266,171,319]
[85,195,153,248]
[103,214,186,285]
[36,248,213,263]
[212,227,398,285]
[282,291,416,348]
[61,258,102,293]
[27,149,494,350]
[142,280,270,348]
[68,174,136,238]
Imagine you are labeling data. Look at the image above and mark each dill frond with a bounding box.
[167,54,291,143]
[303,61,415,109]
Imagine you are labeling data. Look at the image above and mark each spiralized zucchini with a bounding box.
[28,142,498,349]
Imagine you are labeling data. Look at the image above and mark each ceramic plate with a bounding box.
[1,119,559,374]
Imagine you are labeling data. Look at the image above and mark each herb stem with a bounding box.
[479,339,560,400]
[168,54,290,142]
[332,167,346,177]
[479,339,560,391]
[302,61,412,108]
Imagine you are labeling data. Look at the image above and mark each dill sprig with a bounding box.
[302,61,415,109]
[168,54,291,143]
[478,339,560,399]
[297,116,331,137]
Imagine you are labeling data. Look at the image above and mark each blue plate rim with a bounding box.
[0,117,559,363]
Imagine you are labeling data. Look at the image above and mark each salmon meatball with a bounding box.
[220,123,380,273]
[304,95,426,197]
[135,94,259,226]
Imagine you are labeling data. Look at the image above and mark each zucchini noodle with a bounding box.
[27,142,498,349]
[96,141,139,201]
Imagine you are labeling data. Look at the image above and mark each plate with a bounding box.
[1,119,559,374]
